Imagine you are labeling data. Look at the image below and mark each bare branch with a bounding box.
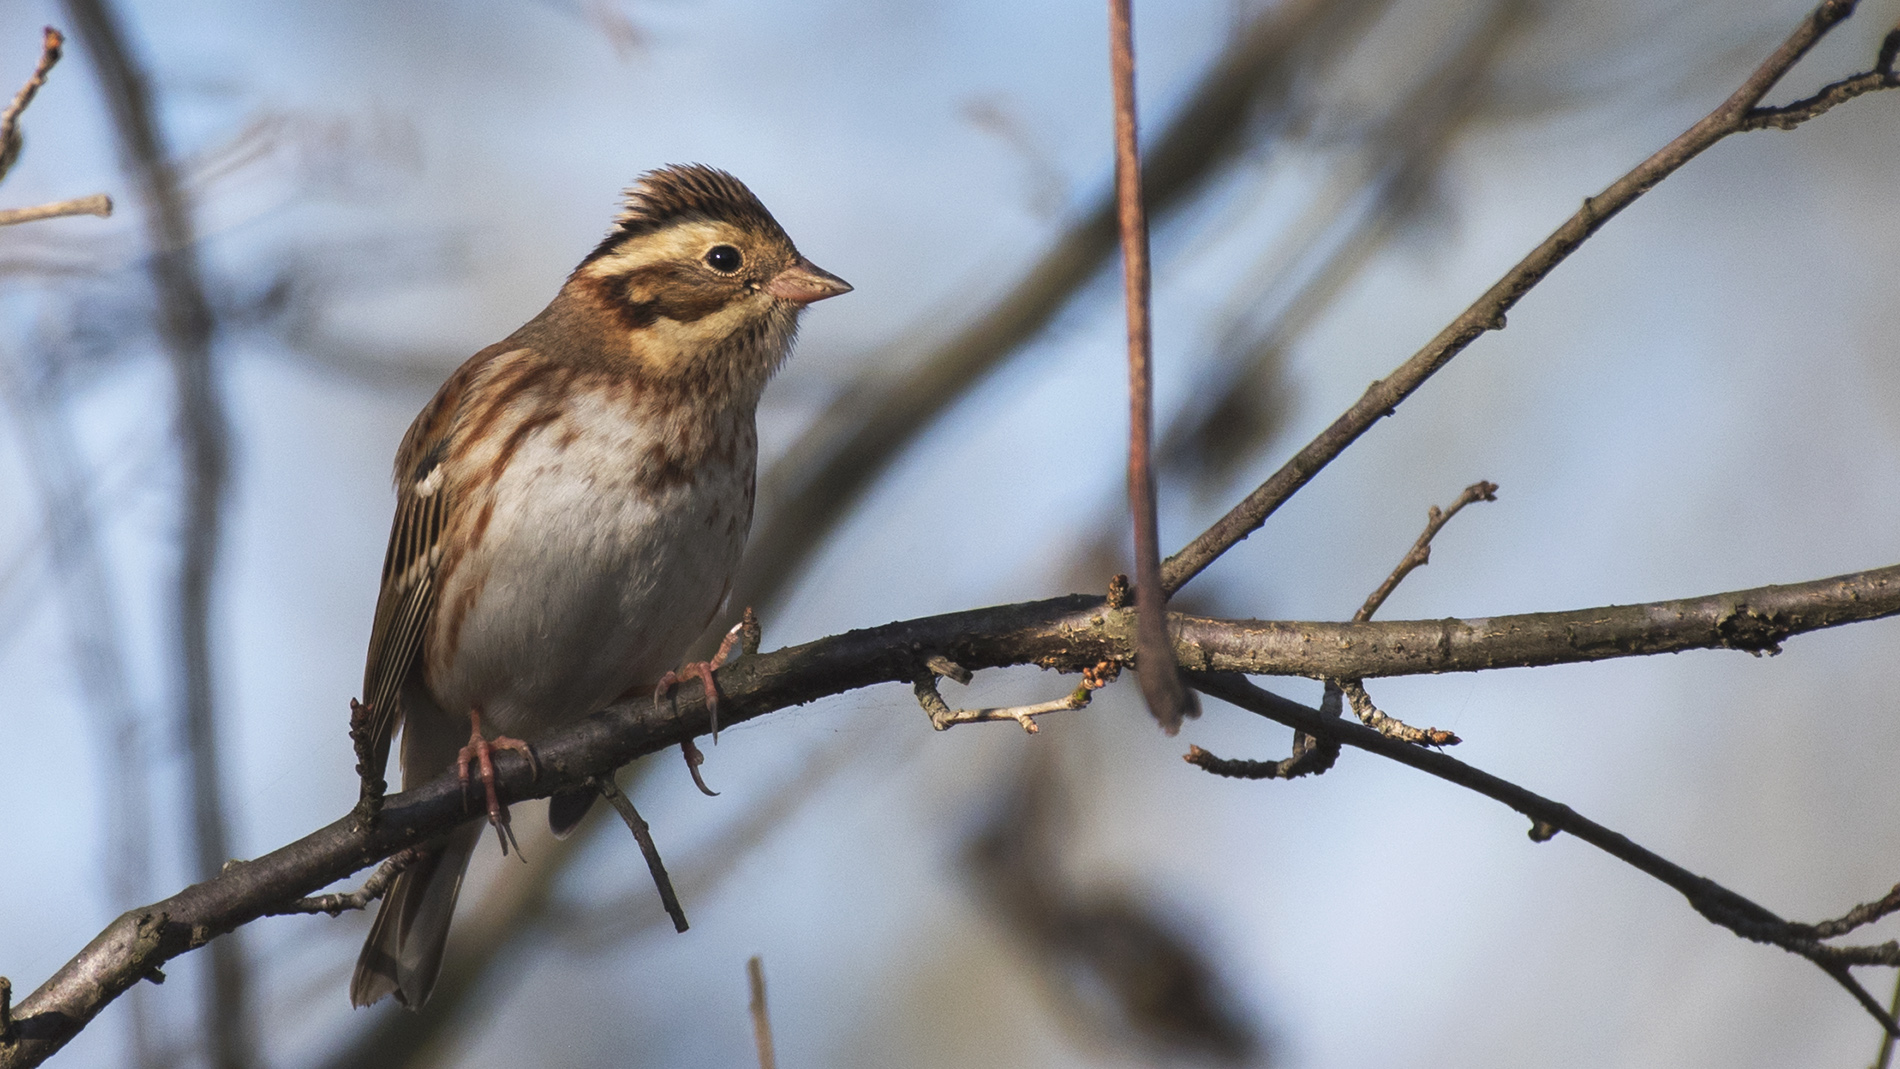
[9,559,1900,1065]
[1323,481,1494,746]
[1161,0,1900,595]
[0,192,110,226]
[1169,562,1900,678]
[1741,26,1900,130]
[1187,672,1900,1034]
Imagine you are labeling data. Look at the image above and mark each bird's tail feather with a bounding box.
[350,820,481,1009]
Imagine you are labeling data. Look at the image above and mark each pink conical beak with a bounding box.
[766,257,852,304]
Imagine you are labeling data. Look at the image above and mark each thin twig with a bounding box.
[748,956,776,1069]
[265,848,425,917]
[1797,882,1900,940]
[1742,26,1900,130]
[1161,0,1900,596]
[1188,671,1900,1034]
[1110,0,1193,733]
[1326,481,1493,745]
[1,977,12,1045]
[1338,680,1459,746]
[0,193,111,226]
[914,658,1118,733]
[0,27,63,184]
[1356,481,1498,622]
[590,776,688,934]
[914,674,1086,734]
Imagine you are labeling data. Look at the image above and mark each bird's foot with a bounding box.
[456,710,536,858]
[652,618,747,740]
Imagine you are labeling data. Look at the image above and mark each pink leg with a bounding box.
[653,621,745,740]
[456,708,536,857]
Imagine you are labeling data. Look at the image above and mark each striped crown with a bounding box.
[580,164,789,267]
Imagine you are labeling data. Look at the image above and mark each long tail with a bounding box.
[350,820,481,1008]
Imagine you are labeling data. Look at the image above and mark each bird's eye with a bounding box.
[704,245,743,274]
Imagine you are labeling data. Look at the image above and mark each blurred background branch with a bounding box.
[57,2,246,1067]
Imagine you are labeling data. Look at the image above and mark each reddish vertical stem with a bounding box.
[1110,0,1191,731]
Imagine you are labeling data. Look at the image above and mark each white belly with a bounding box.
[426,399,752,737]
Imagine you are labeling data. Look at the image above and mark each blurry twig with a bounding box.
[0,192,110,226]
[59,3,246,1068]
[0,26,62,184]
[962,97,1067,216]
[1110,0,1193,733]
[1161,0,1900,596]
[748,956,776,1069]
[966,747,1261,1062]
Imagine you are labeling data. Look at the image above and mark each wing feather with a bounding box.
[360,450,449,780]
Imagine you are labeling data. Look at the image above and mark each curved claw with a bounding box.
[681,738,719,797]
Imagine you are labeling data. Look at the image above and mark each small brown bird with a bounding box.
[349,165,849,1008]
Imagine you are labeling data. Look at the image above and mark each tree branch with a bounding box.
[1168,562,1900,678]
[1185,672,1900,1034]
[1161,0,1900,595]
[9,559,1900,1065]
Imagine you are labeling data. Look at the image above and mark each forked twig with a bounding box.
[267,847,426,917]
[913,658,1120,734]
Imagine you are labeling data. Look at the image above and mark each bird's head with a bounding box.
[568,164,850,389]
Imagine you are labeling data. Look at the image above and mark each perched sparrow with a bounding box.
[349,164,850,1009]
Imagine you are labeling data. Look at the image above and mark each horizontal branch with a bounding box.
[7,561,1900,1065]
[1173,563,1900,678]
